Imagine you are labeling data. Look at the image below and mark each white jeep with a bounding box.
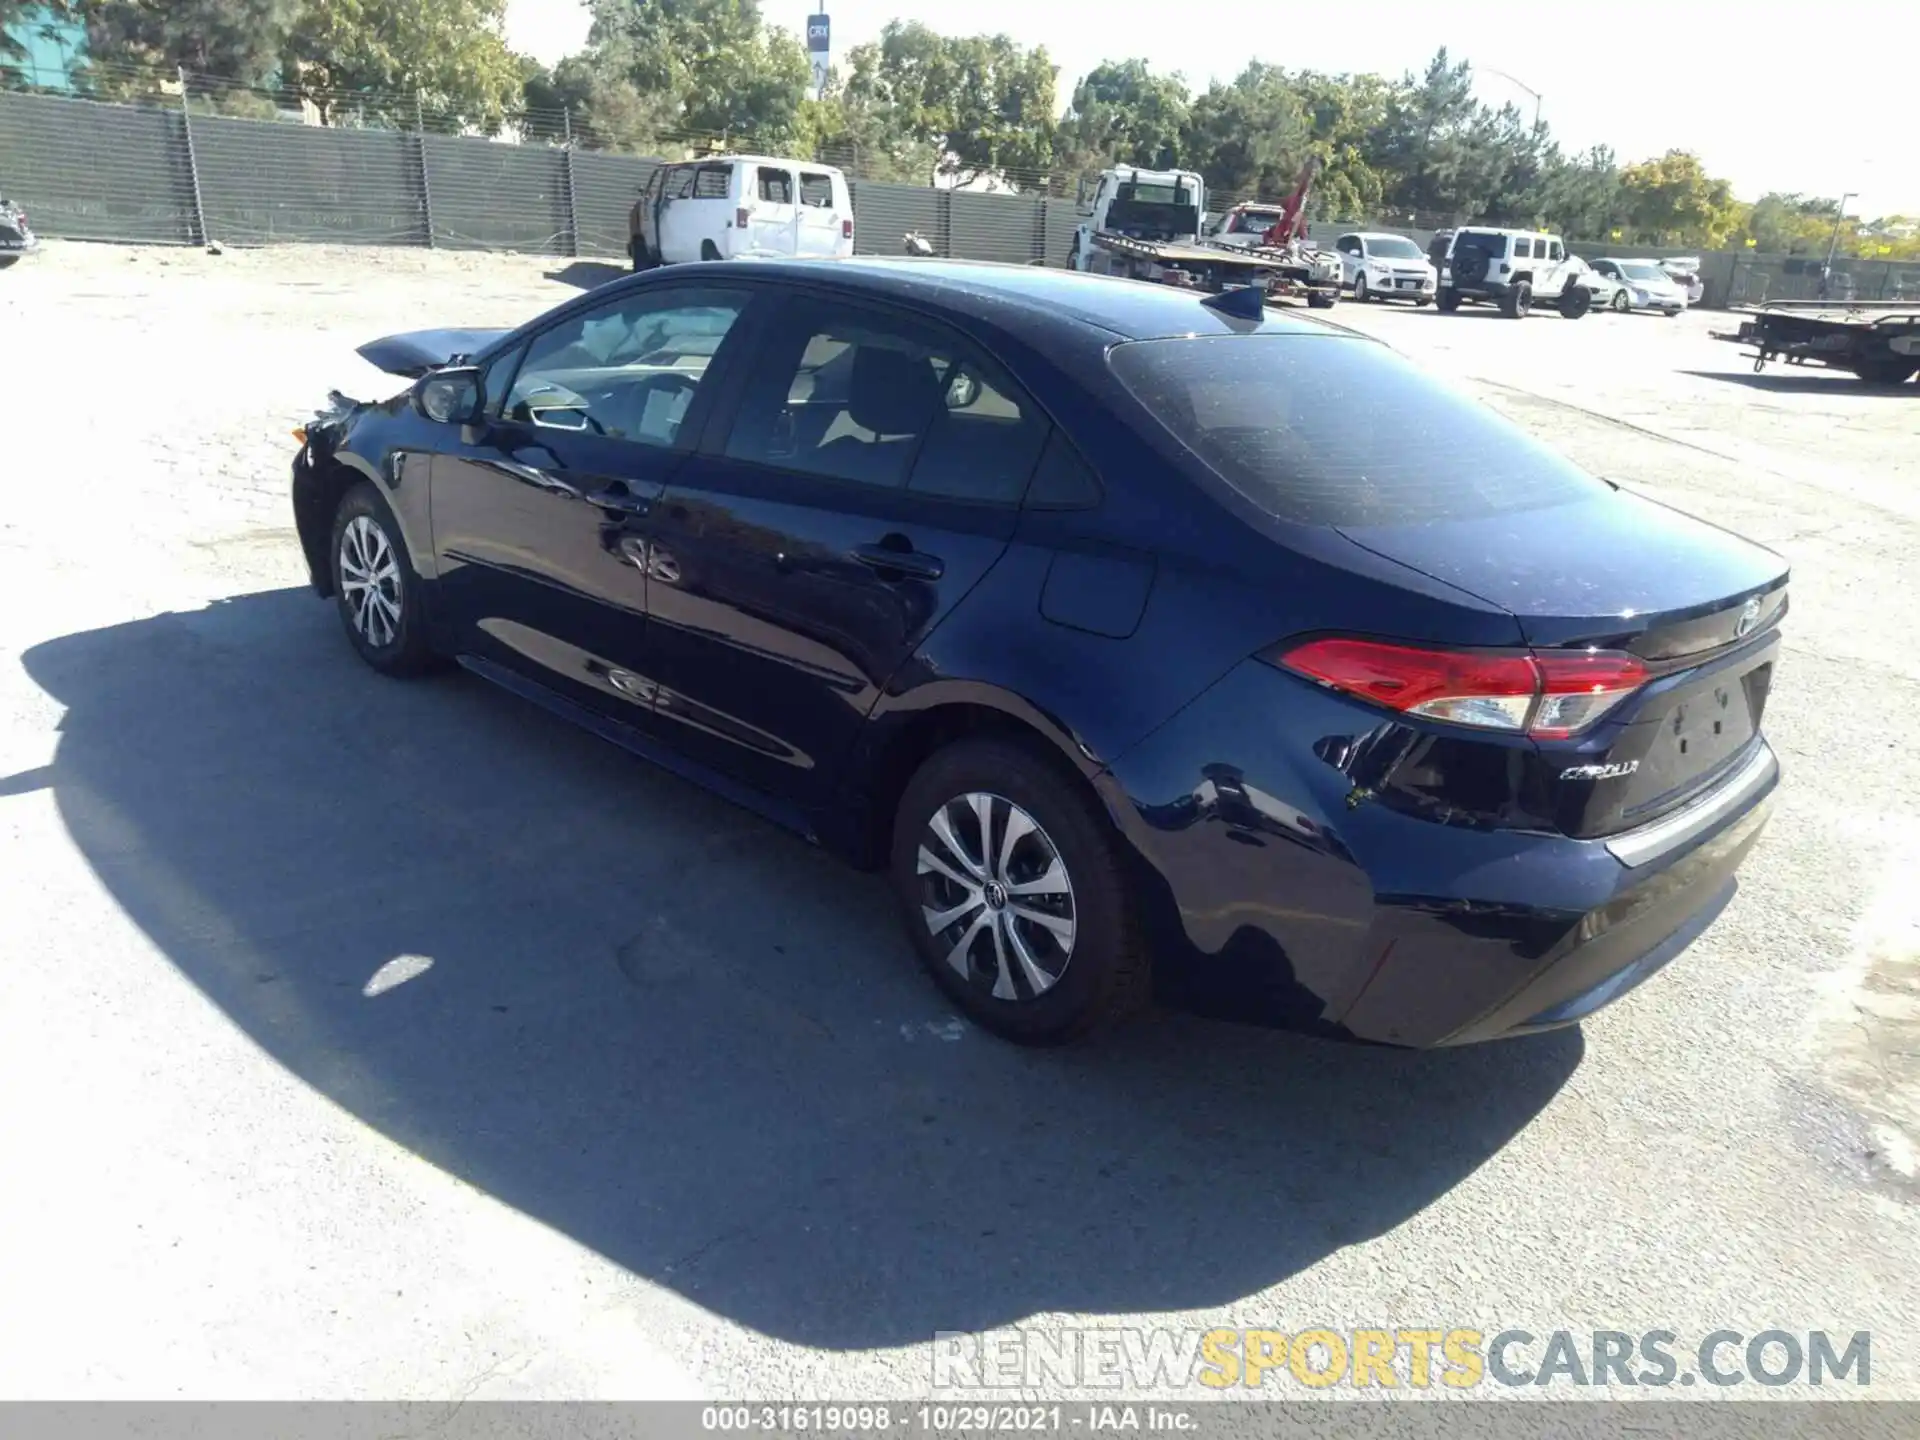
[1436,227,1597,319]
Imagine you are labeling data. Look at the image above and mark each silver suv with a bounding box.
[1436,227,1594,319]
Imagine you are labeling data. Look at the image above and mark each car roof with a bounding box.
[679,257,1355,343]
[677,154,843,174]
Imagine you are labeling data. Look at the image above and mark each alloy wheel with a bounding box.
[917,792,1076,1002]
[338,514,403,648]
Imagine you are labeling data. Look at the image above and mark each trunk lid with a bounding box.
[1340,492,1789,837]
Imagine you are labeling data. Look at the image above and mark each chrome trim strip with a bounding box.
[1606,741,1778,868]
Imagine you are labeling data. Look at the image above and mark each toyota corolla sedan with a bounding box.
[292,260,1784,1047]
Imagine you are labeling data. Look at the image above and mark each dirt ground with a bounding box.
[1,240,1916,1401]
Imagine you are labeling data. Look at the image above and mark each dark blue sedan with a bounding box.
[291,259,1784,1046]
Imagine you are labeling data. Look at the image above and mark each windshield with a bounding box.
[1621,263,1666,282]
[1367,237,1424,259]
[1108,336,1607,527]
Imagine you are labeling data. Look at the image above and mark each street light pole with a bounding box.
[1819,193,1856,300]
[1481,67,1542,129]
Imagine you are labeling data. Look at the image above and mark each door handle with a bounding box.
[587,481,653,517]
[853,542,944,581]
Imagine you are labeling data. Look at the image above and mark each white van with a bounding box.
[629,156,854,268]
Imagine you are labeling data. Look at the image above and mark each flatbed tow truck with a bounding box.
[1068,164,1340,306]
[1713,299,1920,385]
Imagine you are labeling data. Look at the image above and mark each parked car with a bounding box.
[1660,256,1706,305]
[294,260,1785,1048]
[1564,255,1628,311]
[0,192,36,269]
[1436,227,1597,318]
[628,155,853,269]
[1590,257,1689,315]
[1332,231,1437,304]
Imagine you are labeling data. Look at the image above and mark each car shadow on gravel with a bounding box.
[21,589,1581,1350]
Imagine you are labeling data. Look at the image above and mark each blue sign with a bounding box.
[807,13,830,51]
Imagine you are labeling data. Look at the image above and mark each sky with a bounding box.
[504,0,1918,218]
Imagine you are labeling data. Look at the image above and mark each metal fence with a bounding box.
[0,88,1088,266]
[9,87,1920,304]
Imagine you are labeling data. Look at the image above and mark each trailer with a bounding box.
[1084,228,1293,293]
[1713,300,1920,385]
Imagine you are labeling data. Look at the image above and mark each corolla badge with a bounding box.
[1735,596,1763,638]
[1560,760,1640,781]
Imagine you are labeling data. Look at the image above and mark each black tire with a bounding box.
[891,737,1149,1045]
[1353,273,1370,303]
[1307,291,1336,309]
[700,239,722,262]
[1853,358,1919,384]
[328,482,437,677]
[1500,282,1531,319]
[1436,287,1461,313]
[0,254,18,271]
[1413,295,1432,307]
[1558,285,1592,319]
[1611,289,1631,313]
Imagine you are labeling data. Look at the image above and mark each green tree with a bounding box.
[1539,144,1623,241]
[572,0,808,150]
[1182,63,1309,203]
[81,0,302,96]
[1056,58,1190,175]
[1616,149,1742,245]
[1368,49,1480,219]
[284,0,522,129]
[840,21,1057,186]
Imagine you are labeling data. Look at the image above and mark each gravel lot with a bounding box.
[1,241,1916,1402]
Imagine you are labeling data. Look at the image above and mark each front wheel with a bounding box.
[329,482,437,677]
[1558,285,1592,319]
[1307,290,1337,309]
[891,738,1149,1045]
[1353,273,1371,303]
[1436,287,1461,313]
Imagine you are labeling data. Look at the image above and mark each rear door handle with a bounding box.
[853,543,944,581]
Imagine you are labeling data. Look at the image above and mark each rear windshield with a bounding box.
[1454,230,1509,255]
[1107,336,1609,526]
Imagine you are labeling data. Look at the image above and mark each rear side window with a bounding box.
[1107,336,1608,526]
[693,165,730,199]
[724,301,1046,503]
[757,167,793,204]
[798,172,834,207]
[668,166,698,200]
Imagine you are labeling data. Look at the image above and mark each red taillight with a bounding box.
[1277,638,1645,737]
[842,218,854,239]
[735,206,751,228]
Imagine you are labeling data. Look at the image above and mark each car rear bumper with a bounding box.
[1103,659,1780,1047]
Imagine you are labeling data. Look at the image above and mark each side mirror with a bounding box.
[413,367,484,426]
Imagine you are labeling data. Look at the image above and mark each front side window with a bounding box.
[798,172,834,207]
[724,302,1047,502]
[505,289,748,446]
[1548,240,1565,261]
[667,166,698,200]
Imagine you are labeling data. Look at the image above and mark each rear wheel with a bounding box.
[700,239,722,262]
[891,738,1149,1045]
[329,482,436,677]
[1307,291,1336,309]
[1853,358,1919,384]
[1436,287,1461,313]
[1501,282,1532,319]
